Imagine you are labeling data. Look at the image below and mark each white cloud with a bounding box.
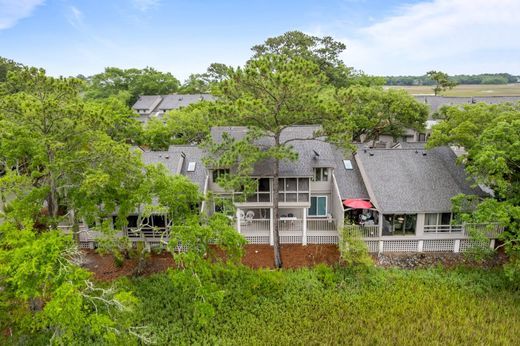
[0,0,44,30]
[66,6,84,30]
[132,0,160,12]
[338,0,520,75]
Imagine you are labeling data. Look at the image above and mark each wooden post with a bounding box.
[236,208,241,234]
[489,239,495,250]
[302,208,307,246]
[418,240,424,252]
[454,239,461,253]
[269,208,274,246]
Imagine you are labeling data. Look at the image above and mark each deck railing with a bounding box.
[344,224,379,238]
[277,219,303,232]
[307,219,336,232]
[240,219,270,233]
[424,225,463,233]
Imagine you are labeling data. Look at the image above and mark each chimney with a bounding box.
[176,152,186,174]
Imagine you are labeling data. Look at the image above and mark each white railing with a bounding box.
[278,219,303,232]
[126,227,169,239]
[424,225,463,233]
[307,219,336,232]
[240,219,270,233]
[344,224,379,238]
[424,223,504,236]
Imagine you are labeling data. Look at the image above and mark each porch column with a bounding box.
[302,208,307,246]
[416,214,425,236]
[269,208,274,246]
[489,239,495,250]
[454,239,461,253]
[236,208,241,234]
[378,212,383,237]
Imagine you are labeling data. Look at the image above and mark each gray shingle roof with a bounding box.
[355,146,486,213]
[333,149,369,200]
[211,126,336,177]
[141,145,207,191]
[132,93,216,115]
[133,95,162,111]
[158,94,215,110]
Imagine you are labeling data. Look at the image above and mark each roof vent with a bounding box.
[343,160,353,170]
[313,150,320,157]
[187,162,196,172]
[178,97,183,101]
[422,151,427,156]
[164,155,170,159]
[369,152,374,157]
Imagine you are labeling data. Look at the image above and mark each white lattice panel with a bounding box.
[245,236,270,244]
[423,240,455,252]
[460,239,488,252]
[382,240,418,252]
[280,236,303,244]
[79,242,94,249]
[307,235,339,244]
[364,241,379,253]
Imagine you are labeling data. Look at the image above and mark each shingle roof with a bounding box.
[332,149,369,200]
[141,145,207,191]
[355,146,487,213]
[133,95,162,111]
[132,93,215,115]
[210,126,337,177]
[158,94,216,110]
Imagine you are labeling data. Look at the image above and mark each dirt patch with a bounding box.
[81,249,175,281]
[82,244,342,280]
[82,245,507,281]
[242,244,341,269]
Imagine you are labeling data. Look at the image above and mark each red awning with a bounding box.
[343,199,373,209]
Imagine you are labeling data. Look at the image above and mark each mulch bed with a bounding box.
[81,245,507,281]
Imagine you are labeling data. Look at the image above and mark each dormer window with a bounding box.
[313,167,328,182]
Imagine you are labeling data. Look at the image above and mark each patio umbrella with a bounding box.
[343,199,373,209]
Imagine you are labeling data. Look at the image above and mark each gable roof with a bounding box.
[132,93,215,115]
[210,126,337,177]
[355,145,487,213]
[332,149,369,200]
[141,145,207,191]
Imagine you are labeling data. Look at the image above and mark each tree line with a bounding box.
[385,73,519,86]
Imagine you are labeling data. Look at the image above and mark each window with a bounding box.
[187,162,196,172]
[382,214,417,235]
[313,168,329,182]
[343,160,353,170]
[278,177,310,203]
[424,213,461,233]
[418,133,427,142]
[212,169,230,183]
[308,196,327,217]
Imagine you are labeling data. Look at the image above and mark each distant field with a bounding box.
[385,83,520,96]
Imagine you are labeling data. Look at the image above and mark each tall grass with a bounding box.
[123,265,520,345]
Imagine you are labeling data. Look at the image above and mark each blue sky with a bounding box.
[1,0,519,81]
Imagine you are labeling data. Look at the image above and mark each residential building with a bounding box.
[71,125,503,253]
[132,93,216,122]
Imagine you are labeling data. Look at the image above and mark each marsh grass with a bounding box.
[124,265,520,345]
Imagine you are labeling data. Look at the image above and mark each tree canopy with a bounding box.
[427,102,520,283]
[332,85,429,144]
[85,67,180,106]
[426,70,457,95]
[250,31,383,88]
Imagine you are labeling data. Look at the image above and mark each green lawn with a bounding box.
[121,265,520,345]
[385,83,520,96]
